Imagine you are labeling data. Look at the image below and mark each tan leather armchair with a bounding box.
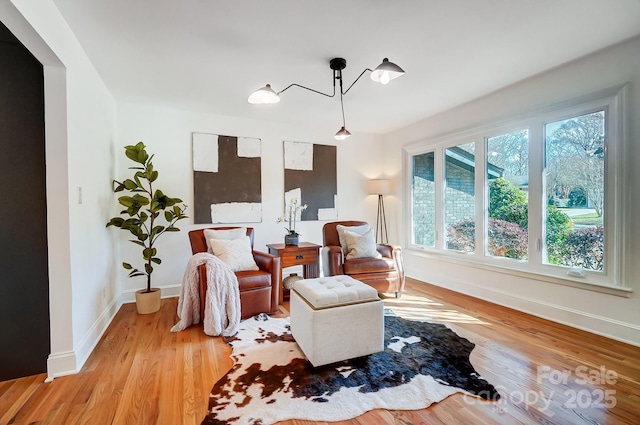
[188,227,281,320]
[322,221,405,297]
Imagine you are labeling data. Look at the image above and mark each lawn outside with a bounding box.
[559,208,602,226]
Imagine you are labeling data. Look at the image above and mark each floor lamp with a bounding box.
[368,179,391,244]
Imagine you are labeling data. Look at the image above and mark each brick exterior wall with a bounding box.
[444,161,475,225]
[412,153,435,246]
[413,153,475,247]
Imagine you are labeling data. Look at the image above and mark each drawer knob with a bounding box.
[296,254,304,260]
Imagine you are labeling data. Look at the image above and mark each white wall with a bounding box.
[383,36,640,346]
[2,0,383,379]
[1,0,118,378]
[11,0,635,381]
[116,103,384,298]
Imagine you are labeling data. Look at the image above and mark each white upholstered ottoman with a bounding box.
[290,275,384,367]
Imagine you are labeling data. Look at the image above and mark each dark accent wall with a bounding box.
[0,20,50,381]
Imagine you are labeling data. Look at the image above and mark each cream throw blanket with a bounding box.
[171,252,241,336]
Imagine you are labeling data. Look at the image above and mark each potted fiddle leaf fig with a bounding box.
[106,142,188,314]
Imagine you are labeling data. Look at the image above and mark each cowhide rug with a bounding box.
[202,313,500,424]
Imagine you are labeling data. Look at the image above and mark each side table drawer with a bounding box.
[266,242,322,304]
[280,248,318,268]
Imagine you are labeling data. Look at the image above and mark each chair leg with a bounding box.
[396,291,402,299]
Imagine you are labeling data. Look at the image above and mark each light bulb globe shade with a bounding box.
[370,58,405,84]
[248,84,280,104]
[334,126,352,140]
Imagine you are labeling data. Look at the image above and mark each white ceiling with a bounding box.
[51,0,640,135]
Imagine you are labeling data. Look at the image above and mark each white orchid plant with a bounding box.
[277,197,308,236]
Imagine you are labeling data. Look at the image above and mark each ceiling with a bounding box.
[51,0,640,136]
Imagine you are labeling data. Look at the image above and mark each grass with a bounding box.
[569,212,602,226]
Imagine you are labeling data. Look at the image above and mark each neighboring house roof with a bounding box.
[445,146,504,179]
[507,175,529,188]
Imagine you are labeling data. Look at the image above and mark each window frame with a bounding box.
[443,140,477,253]
[403,84,630,296]
[410,150,437,247]
[484,127,530,261]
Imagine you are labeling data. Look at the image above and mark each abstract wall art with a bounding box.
[192,133,262,224]
[283,141,337,221]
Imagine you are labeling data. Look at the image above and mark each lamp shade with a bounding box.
[367,179,391,195]
[248,84,280,104]
[334,126,352,140]
[370,58,405,85]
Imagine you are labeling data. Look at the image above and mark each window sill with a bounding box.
[406,247,633,298]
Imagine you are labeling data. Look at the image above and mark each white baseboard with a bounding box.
[46,350,78,382]
[74,296,122,368]
[45,285,181,381]
[46,295,122,381]
[406,266,640,347]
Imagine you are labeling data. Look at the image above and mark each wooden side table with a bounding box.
[266,242,321,304]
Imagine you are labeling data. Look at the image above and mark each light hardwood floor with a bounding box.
[1,278,639,424]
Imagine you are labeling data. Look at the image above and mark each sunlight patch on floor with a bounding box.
[381,293,442,305]
[383,294,489,325]
[388,306,488,324]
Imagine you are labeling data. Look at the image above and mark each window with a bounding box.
[544,112,605,271]
[411,152,435,247]
[487,130,529,261]
[405,85,628,290]
[445,142,476,252]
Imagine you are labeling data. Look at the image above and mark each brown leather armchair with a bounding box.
[322,220,405,297]
[188,227,281,320]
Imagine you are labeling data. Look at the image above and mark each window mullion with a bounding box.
[528,122,544,266]
[434,147,445,250]
[475,137,486,257]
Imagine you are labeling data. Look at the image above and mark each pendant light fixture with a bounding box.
[334,127,352,141]
[370,58,406,85]
[247,84,280,104]
[334,64,351,141]
[248,57,405,140]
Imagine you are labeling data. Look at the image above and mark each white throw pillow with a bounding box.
[204,227,247,253]
[336,224,370,254]
[209,236,259,272]
[344,228,382,260]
